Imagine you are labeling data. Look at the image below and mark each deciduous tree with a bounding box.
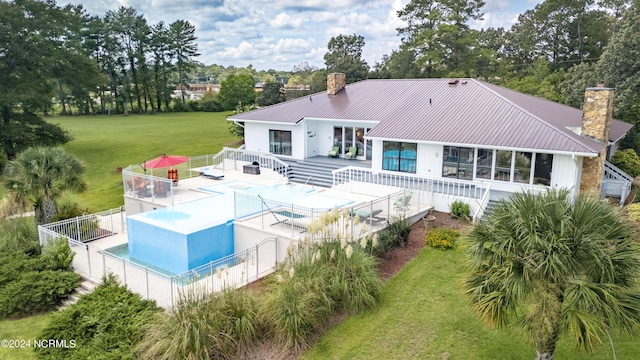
[323,34,369,83]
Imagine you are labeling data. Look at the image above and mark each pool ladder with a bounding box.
[301,176,314,192]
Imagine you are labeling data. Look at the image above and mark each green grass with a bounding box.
[0,313,53,360]
[302,243,639,360]
[41,112,237,211]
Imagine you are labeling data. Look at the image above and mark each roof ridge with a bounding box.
[471,79,599,153]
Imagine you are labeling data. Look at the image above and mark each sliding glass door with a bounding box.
[333,126,372,159]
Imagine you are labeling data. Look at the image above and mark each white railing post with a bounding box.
[86,244,92,277]
[145,267,149,299]
[122,258,127,284]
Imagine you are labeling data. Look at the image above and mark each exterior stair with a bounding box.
[59,277,98,310]
[280,158,364,188]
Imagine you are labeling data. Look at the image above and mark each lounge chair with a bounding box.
[351,209,384,223]
[328,146,339,158]
[345,146,357,160]
[200,166,225,180]
[393,192,412,210]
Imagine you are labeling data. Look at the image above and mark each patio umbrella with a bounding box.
[143,155,189,169]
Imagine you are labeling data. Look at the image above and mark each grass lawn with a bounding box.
[39,111,237,211]
[303,242,638,360]
[0,313,53,360]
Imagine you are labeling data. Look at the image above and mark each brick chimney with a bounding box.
[327,73,346,95]
[579,84,614,196]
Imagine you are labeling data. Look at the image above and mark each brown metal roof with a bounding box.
[229,78,633,154]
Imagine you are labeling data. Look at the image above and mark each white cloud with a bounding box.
[270,13,303,28]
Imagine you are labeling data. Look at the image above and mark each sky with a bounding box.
[61,0,543,71]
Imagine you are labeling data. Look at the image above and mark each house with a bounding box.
[229,73,633,200]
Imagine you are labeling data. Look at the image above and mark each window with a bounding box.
[383,141,416,173]
[443,146,474,180]
[495,150,512,181]
[533,153,553,185]
[476,149,493,179]
[333,127,343,153]
[269,130,292,156]
[514,152,533,183]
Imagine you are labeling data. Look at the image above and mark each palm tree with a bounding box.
[3,147,86,224]
[463,189,640,360]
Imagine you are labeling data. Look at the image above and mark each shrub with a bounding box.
[425,227,459,250]
[41,238,75,271]
[0,217,40,255]
[137,289,260,360]
[450,200,471,220]
[51,197,90,222]
[385,216,412,247]
[0,270,80,318]
[263,240,383,351]
[36,275,160,360]
[611,148,640,178]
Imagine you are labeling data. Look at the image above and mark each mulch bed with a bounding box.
[377,210,471,281]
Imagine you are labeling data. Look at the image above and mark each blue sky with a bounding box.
[62,0,542,71]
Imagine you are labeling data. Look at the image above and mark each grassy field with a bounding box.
[32,111,238,211]
[303,243,638,360]
[0,313,53,360]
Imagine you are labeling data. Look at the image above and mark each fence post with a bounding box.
[86,244,92,277]
[145,267,149,299]
[170,277,174,308]
[76,218,81,241]
[245,251,249,283]
[210,261,214,290]
[102,251,106,276]
[122,258,127,284]
[110,208,114,234]
[255,244,259,276]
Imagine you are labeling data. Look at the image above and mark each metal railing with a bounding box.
[38,207,126,246]
[332,166,491,218]
[472,183,492,222]
[38,211,280,309]
[204,147,289,177]
[605,161,633,182]
[235,186,432,237]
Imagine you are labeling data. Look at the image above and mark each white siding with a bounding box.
[242,122,303,159]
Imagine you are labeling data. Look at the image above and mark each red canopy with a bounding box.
[144,155,188,169]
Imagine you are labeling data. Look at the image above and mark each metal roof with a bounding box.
[229,78,632,154]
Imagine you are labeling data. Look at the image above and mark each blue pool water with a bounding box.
[124,180,352,275]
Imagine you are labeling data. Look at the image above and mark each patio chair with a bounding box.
[393,192,413,210]
[153,181,169,197]
[345,146,357,160]
[200,166,225,180]
[328,146,339,158]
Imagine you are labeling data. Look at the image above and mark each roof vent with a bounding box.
[448,79,459,85]
[461,80,468,85]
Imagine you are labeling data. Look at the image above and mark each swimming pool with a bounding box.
[124,180,352,275]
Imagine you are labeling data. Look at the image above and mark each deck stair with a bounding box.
[280,157,367,188]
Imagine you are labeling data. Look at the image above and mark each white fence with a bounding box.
[332,166,491,219]
[37,207,126,245]
[234,187,430,237]
[206,147,289,176]
[38,211,280,309]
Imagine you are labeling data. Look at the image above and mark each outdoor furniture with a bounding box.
[351,209,384,223]
[200,166,225,180]
[345,146,357,159]
[153,181,169,197]
[243,164,260,175]
[167,168,179,185]
[393,192,413,210]
[328,146,339,158]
